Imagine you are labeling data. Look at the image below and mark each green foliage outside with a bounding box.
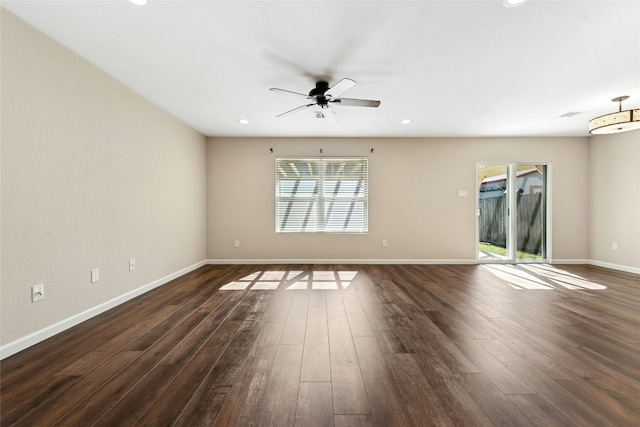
[479,243,542,259]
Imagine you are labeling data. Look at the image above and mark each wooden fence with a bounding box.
[479,193,543,255]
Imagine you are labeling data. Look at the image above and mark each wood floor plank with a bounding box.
[326,288,347,317]
[507,394,576,427]
[493,350,625,426]
[411,358,495,427]
[295,381,334,427]
[328,310,370,415]
[354,280,409,355]
[213,321,285,426]
[461,373,535,427]
[172,294,273,425]
[160,289,248,365]
[1,304,176,411]
[561,345,640,412]
[1,375,80,426]
[2,264,639,427]
[137,289,268,425]
[265,286,296,323]
[353,336,411,426]
[359,269,480,371]
[384,352,453,425]
[452,336,536,395]
[331,364,370,416]
[483,317,581,381]
[280,290,310,345]
[127,318,244,426]
[92,363,184,426]
[556,378,640,425]
[334,414,375,427]
[10,351,142,427]
[309,289,327,308]
[59,307,179,375]
[341,287,374,337]
[248,344,304,426]
[300,305,331,382]
[328,316,358,367]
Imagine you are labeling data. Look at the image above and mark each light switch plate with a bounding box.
[91,268,99,283]
[32,283,44,302]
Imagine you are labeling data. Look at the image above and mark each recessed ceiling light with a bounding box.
[238,119,249,124]
[129,0,148,6]
[401,119,412,125]
[503,0,530,7]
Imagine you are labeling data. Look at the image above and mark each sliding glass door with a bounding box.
[515,164,547,260]
[478,164,511,261]
[478,163,548,262]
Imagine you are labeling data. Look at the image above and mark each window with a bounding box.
[276,157,368,233]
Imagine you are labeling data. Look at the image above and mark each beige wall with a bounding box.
[1,10,207,348]
[207,137,590,262]
[589,130,640,270]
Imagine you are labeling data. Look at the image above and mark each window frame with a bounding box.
[275,156,369,234]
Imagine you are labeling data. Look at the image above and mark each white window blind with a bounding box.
[276,157,368,233]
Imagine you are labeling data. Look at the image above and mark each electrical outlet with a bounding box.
[129,259,136,271]
[612,243,618,251]
[382,240,388,248]
[234,240,240,248]
[32,283,44,302]
[91,268,100,283]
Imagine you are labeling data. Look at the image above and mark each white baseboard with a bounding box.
[553,259,639,275]
[0,260,207,360]
[550,259,591,264]
[206,258,479,265]
[588,259,640,275]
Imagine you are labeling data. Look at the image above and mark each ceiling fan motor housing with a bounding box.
[310,81,330,105]
[309,81,330,96]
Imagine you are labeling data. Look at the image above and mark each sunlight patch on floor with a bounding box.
[482,264,607,290]
[219,270,357,291]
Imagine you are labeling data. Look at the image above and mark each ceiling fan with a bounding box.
[269,78,381,122]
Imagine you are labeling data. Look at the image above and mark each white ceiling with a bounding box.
[3,0,639,138]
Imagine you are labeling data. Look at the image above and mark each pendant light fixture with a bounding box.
[589,96,640,134]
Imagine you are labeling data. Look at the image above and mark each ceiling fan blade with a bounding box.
[269,88,311,98]
[332,98,381,108]
[276,103,315,118]
[325,78,356,98]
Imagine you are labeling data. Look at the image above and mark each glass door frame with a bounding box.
[476,161,552,264]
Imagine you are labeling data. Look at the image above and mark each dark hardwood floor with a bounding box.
[1,263,639,426]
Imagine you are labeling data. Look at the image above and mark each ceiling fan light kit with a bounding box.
[588,96,640,134]
[270,78,380,122]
